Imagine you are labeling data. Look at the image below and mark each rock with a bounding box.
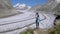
[34,28,49,34]
[0,0,18,18]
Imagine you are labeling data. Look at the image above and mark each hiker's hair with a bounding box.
[36,12,39,15]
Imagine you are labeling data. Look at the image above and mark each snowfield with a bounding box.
[0,10,56,34]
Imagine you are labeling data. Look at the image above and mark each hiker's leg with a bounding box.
[36,22,38,29]
[36,20,38,29]
[37,23,39,28]
[36,23,37,29]
[36,23,39,29]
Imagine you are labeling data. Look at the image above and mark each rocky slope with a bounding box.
[29,0,60,15]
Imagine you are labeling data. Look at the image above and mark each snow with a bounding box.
[13,3,31,10]
[0,10,56,34]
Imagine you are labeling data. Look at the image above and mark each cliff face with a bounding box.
[30,0,60,15]
[0,0,18,18]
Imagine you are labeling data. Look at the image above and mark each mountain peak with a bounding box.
[13,3,31,10]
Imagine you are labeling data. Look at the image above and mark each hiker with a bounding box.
[54,19,56,26]
[35,12,40,29]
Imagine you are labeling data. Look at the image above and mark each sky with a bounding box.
[10,0,48,6]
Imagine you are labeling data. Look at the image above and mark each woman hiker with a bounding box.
[35,12,40,29]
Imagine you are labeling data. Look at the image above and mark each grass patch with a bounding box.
[20,28,35,34]
[49,23,60,34]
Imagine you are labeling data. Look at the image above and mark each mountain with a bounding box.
[56,0,60,3]
[0,0,18,18]
[13,3,31,10]
[29,0,60,16]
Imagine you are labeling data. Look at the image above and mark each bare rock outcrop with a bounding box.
[0,0,18,18]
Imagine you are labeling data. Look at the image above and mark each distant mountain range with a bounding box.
[13,3,31,10]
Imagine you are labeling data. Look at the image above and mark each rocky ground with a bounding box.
[34,28,49,34]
